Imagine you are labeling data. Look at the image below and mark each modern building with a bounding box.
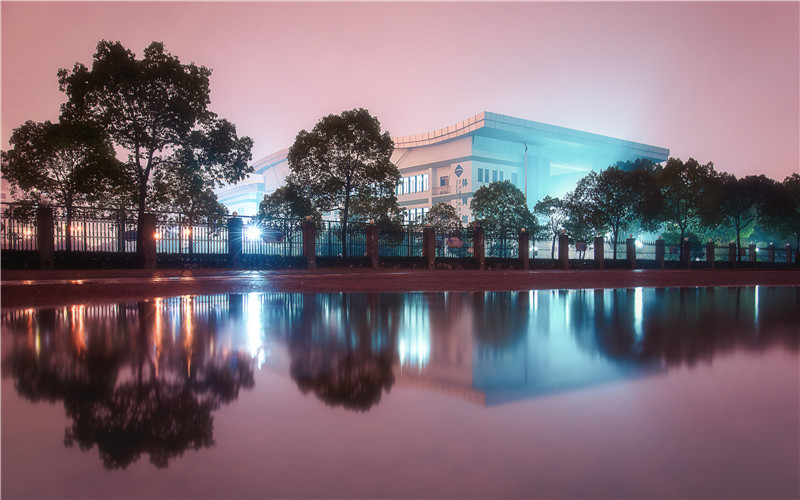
[216,112,669,222]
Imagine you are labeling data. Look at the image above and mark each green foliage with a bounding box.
[715,174,792,258]
[653,157,720,259]
[421,203,462,233]
[562,189,600,247]
[286,108,399,257]
[534,195,567,258]
[58,40,253,257]
[576,166,660,258]
[759,173,800,248]
[471,180,537,237]
[1,118,122,210]
[614,158,658,173]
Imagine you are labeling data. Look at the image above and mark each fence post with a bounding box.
[140,213,157,269]
[474,222,485,270]
[706,240,715,269]
[626,236,636,269]
[518,228,529,270]
[655,238,665,269]
[117,210,126,253]
[682,238,691,269]
[422,225,436,270]
[227,216,243,269]
[302,220,316,269]
[594,235,604,269]
[768,243,775,267]
[786,243,793,265]
[367,222,379,269]
[748,243,756,266]
[729,242,737,268]
[36,207,54,270]
[558,231,569,270]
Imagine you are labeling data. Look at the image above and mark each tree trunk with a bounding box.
[136,178,148,267]
[551,234,556,259]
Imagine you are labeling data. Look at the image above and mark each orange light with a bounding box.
[154,232,162,240]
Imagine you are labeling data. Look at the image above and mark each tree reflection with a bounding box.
[288,294,399,412]
[1,298,255,469]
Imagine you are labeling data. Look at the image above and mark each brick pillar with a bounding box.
[706,240,715,269]
[626,236,636,269]
[474,223,485,270]
[367,224,379,269]
[422,226,435,270]
[748,243,756,265]
[140,213,157,269]
[767,243,775,267]
[36,207,54,270]
[518,229,530,270]
[682,239,691,269]
[227,216,243,269]
[728,242,737,267]
[655,238,665,269]
[302,220,316,270]
[558,232,569,270]
[786,244,793,265]
[594,235,604,270]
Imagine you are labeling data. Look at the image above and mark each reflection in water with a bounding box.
[2,287,798,468]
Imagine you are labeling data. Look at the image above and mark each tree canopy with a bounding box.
[286,108,399,258]
[1,118,123,250]
[471,180,538,237]
[421,202,462,233]
[57,40,253,261]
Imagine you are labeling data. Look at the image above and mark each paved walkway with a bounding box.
[2,268,798,309]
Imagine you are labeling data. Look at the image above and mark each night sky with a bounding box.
[2,1,798,181]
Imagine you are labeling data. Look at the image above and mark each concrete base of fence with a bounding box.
[302,221,316,270]
[423,227,435,270]
[228,217,243,269]
[37,207,54,270]
[707,242,715,269]
[140,214,157,270]
[368,225,379,269]
[655,239,665,269]
[594,236,604,269]
[626,238,636,269]
[473,226,485,270]
[558,233,569,270]
[519,230,529,270]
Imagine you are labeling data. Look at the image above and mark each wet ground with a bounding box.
[2,268,799,309]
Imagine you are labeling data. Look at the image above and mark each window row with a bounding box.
[476,168,520,187]
[404,207,429,224]
[396,174,430,196]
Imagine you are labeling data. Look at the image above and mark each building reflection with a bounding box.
[2,287,797,466]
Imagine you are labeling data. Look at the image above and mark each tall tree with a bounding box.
[58,40,253,263]
[1,118,123,251]
[653,157,720,261]
[563,188,601,258]
[717,174,789,262]
[421,202,462,233]
[286,108,398,258]
[534,195,567,259]
[471,180,538,238]
[578,166,660,259]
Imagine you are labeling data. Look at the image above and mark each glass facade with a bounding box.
[396,173,429,196]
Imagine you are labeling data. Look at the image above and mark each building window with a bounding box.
[492,170,498,182]
[512,172,518,186]
[396,173,429,196]
[440,175,449,187]
[499,171,504,182]
[478,168,483,182]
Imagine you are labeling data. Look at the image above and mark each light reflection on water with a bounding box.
[1,287,798,497]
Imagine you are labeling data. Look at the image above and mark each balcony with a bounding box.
[432,185,451,196]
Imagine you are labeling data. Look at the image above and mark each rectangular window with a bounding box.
[492,170,498,182]
[478,168,483,182]
[499,171,504,182]
[423,174,429,191]
[512,173,518,185]
[403,177,409,194]
[440,176,448,187]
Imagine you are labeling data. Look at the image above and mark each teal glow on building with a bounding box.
[216,112,669,220]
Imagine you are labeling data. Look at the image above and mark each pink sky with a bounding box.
[2,1,798,181]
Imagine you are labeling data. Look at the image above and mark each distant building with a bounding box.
[216,112,669,221]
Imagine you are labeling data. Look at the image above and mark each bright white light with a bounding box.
[245,225,261,241]
[635,240,644,249]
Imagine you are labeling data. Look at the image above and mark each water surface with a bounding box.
[2,287,798,498]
